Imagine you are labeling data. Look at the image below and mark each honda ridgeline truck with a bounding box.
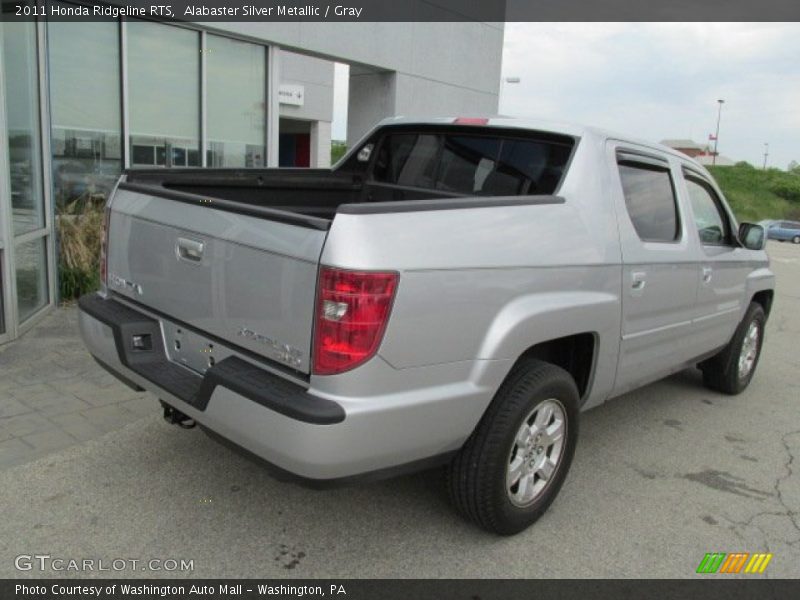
[78,117,774,535]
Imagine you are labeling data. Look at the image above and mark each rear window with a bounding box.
[372,131,573,195]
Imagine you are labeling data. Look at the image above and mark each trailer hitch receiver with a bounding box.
[161,401,196,429]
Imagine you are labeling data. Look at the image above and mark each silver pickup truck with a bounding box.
[78,117,774,535]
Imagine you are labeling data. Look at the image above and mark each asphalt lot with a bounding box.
[1,241,798,578]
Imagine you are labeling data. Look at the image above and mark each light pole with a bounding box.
[712,99,724,166]
[498,76,521,115]
[763,143,769,170]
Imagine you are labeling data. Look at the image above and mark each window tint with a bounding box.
[373,132,573,196]
[685,178,729,245]
[618,162,679,242]
[436,136,500,193]
[373,134,439,189]
[486,140,572,195]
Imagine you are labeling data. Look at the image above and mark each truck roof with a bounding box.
[373,115,703,168]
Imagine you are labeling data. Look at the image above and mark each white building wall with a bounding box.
[202,19,504,144]
[279,50,334,124]
[311,120,332,168]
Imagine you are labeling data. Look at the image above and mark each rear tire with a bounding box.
[700,302,765,395]
[447,359,579,535]
[793,235,800,244]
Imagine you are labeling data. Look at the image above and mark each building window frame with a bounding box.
[0,19,57,342]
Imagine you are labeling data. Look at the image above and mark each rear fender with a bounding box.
[476,291,621,408]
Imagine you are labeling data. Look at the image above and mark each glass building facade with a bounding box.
[1,21,52,339]
[0,11,312,343]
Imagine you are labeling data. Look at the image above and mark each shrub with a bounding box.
[56,200,104,301]
[768,178,800,203]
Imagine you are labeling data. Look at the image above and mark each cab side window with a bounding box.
[617,158,680,243]
[684,176,731,246]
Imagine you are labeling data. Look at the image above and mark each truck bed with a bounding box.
[121,168,365,225]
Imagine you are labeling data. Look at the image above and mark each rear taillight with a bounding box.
[312,267,399,375]
[99,206,111,286]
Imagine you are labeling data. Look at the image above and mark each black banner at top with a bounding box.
[2,0,799,22]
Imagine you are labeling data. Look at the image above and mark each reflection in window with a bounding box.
[128,21,200,167]
[488,140,572,195]
[373,134,439,188]
[207,35,265,167]
[15,237,49,322]
[48,15,121,208]
[436,137,500,194]
[2,22,45,236]
[373,132,573,196]
[686,178,728,245]
[618,163,679,243]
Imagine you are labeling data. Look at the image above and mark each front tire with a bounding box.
[447,359,579,535]
[793,235,800,244]
[701,302,765,395]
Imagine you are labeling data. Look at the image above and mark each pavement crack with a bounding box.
[716,431,800,550]
[775,431,800,537]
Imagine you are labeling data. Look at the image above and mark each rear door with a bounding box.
[679,166,749,351]
[106,186,327,374]
[608,142,700,394]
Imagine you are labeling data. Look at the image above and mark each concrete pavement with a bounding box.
[0,307,155,469]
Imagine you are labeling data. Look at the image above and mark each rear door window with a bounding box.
[617,159,680,243]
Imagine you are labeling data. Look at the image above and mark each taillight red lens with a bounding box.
[312,267,398,375]
[99,207,111,286]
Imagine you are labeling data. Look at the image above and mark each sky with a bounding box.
[332,23,799,170]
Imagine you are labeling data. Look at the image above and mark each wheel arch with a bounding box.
[475,290,619,407]
[751,289,774,319]
[509,332,598,402]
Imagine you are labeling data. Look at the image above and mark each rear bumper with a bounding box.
[78,293,344,425]
[77,293,500,482]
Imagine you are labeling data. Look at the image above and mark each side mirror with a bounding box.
[739,222,766,251]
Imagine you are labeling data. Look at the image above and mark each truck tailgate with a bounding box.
[106,187,327,374]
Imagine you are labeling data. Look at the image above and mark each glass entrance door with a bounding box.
[0,21,54,343]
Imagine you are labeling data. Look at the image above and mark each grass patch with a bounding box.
[56,199,104,301]
[331,140,347,165]
[708,163,800,223]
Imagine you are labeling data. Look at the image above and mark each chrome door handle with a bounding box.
[631,271,647,295]
[702,267,713,284]
[177,237,204,262]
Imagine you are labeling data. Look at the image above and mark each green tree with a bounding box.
[331,141,347,165]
